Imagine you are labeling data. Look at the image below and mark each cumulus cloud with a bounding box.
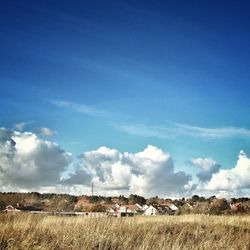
[0,128,72,191]
[65,145,191,197]
[62,168,92,186]
[39,127,56,137]
[205,151,250,193]
[1,125,249,197]
[189,158,221,182]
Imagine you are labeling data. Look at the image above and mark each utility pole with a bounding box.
[91,182,94,196]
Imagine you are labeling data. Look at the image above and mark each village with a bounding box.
[2,202,178,217]
[1,193,249,217]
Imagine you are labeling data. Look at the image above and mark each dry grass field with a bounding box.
[0,214,250,250]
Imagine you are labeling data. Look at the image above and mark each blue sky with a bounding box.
[0,1,250,196]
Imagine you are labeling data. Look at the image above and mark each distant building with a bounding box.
[2,204,42,213]
[144,205,158,216]
[143,203,178,216]
[106,203,143,217]
[3,205,21,213]
[168,204,178,211]
[230,203,244,211]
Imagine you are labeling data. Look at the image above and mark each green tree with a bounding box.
[128,194,146,205]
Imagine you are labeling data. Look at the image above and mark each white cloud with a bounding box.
[14,121,33,131]
[189,158,221,182]
[39,127,56,137]
[205,151,250,193]
[173,123,250,139]
[66,145,191,197]
[52,100,113,118]
[114,123,168,138]
[0,128,72,190]
[116,122,250,139]
[1,126,249,197]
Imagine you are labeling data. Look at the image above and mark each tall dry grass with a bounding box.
[0,214,249,250]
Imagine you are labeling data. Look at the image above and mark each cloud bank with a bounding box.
[0,127,249,197]
[65,145,191,197]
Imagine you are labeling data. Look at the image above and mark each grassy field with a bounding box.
[0,214,249,250]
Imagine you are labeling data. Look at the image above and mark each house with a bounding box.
[3,205,21,213]
[168,203,178,211]
[164,203,178,214]
[115,205,136,217]
[230,203,244,212]
[103,204,118,213]
[117,204,142,214]
[185,203,194,210]
[106,207,116,213]
[106,203,143,217]
[144,205,158,216]
[3,203,43,213]
[135,203,143,211]
[143,203,178,216]
[156,204,173,215]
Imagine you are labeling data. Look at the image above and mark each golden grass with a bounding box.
[0,214,249,250]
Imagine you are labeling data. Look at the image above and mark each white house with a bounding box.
[119,206,128,213]
[3,205,21,213]
[106,203,144,217]
[106,207,116,213]
[144,205,158,216]
[117,204,138,213]
[168,204,178,211]
[135,203,143,211]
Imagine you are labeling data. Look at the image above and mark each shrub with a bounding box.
[209,199,230,215]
